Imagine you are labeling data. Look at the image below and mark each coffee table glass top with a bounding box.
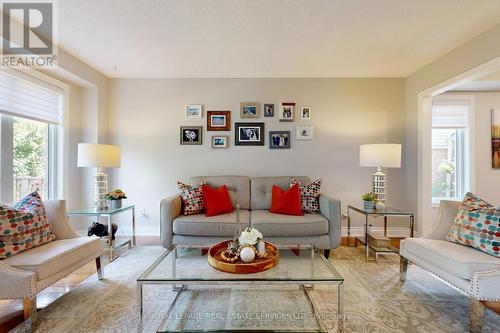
[138,245,343,283]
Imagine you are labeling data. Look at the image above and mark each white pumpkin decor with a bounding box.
[240,246,256,263]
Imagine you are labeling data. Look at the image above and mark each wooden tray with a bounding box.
[208,240,279,274]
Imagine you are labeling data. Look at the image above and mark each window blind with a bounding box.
[432,102,469,128]
[0,71,62,124]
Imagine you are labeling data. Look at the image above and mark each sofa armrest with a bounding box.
[319,194,341,249]
[422,200,460,240]
[160,195,182,248]
[44,200,79,239]
[0,261,37,299]
[470,268,500,301]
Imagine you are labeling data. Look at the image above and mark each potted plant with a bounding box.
[362,192,376,210]
[105,189,127,209]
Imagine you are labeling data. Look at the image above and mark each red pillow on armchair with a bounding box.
[269,184,304,216]
[201,184,234,217]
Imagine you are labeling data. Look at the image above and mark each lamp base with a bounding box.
[94,167,108,210]
[372,167,386,203]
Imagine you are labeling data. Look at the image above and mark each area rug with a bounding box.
[31,246,500,332]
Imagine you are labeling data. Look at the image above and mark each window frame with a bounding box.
[430,95,475,207]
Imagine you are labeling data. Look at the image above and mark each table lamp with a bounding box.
[77,143,121,210]
[359,144,401,204]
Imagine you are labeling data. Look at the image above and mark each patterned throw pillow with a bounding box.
[291,178,322,214]
[447,192,500,257]
[0,192,55,258]
[177,181,204,215]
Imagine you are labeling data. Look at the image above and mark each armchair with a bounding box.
[400,200,500,333]
[0,200,103,331]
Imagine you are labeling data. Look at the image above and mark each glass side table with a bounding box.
[347,205,414,261]
[67,205,136,261]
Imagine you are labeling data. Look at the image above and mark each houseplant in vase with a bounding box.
[106,189,127,209]
[362,192,376,210]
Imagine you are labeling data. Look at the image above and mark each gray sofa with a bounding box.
[160,176,341,256]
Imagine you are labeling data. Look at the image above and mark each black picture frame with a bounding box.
[235,122,265,146]
[180,126,203,145]
[269,131,291,149]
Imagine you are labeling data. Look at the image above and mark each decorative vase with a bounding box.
[375,201,386,211]
[111,199,122,209]
[363,200,374,210]
[240,246,256,263]
[256,240,266,256]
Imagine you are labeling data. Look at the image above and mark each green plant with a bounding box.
[105,189,127,200]
[362,192,377,202]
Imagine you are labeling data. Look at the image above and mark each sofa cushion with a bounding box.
[191,176,250,210]
[291,178,322,213]
[3,237,101,280]
[177,181,205,215]
[401,238,500,280]
[173,210,250,236]
[269,184,303,216]
[201,184,234,217]
[251,210,328,237]
[251,176,311,210]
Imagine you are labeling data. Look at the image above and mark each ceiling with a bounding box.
[451,70,500,92]
[57,0,500,78]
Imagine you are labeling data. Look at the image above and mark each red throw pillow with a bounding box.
[270,184,303,216]
[201,184,234,217]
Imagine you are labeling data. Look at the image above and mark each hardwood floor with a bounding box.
[0,236,160,333]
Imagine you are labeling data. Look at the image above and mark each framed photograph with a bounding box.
[207,111,231,131]
[180,126,203,145]
[240,102,260,118]
[296,125,314,140]
[300,106,311,120]
[186,104,202,118]
[211,135,228,148]
[492,108,500,168]
[279,102,295,122]
[235,122,265,146]
[269,131,291,149]
[264,104,275,117]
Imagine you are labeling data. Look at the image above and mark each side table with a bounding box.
[347,205,414,261]
[67,205,136,261]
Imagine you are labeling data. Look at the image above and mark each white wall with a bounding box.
[108,78,406,234]
[405,22,500,235]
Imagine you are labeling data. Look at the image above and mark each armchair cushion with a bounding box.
[251,210,328,237]
[3,237,101,280]
[401,238,500,280]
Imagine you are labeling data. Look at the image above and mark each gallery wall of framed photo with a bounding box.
[180,101,314,149]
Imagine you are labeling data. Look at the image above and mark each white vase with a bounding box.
[256,240,266,256]
[240,246,255,263]
[375,201,386,210]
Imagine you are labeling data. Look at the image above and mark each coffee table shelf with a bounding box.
[137,245,344,333]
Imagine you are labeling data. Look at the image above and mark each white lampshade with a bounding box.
[360,144,401,168]
[77,143,121,168]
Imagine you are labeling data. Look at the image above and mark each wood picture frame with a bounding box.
[186,104,202,118]
[207,111,231,131]
[279,102,295,122]
[211,135,229,148]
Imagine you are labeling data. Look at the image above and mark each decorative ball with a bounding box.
[240,246,256,263]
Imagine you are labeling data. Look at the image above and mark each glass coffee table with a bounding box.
[137,245,344,332]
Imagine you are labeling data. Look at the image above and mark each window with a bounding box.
[431,99,471,203]
[0,71,62,202]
